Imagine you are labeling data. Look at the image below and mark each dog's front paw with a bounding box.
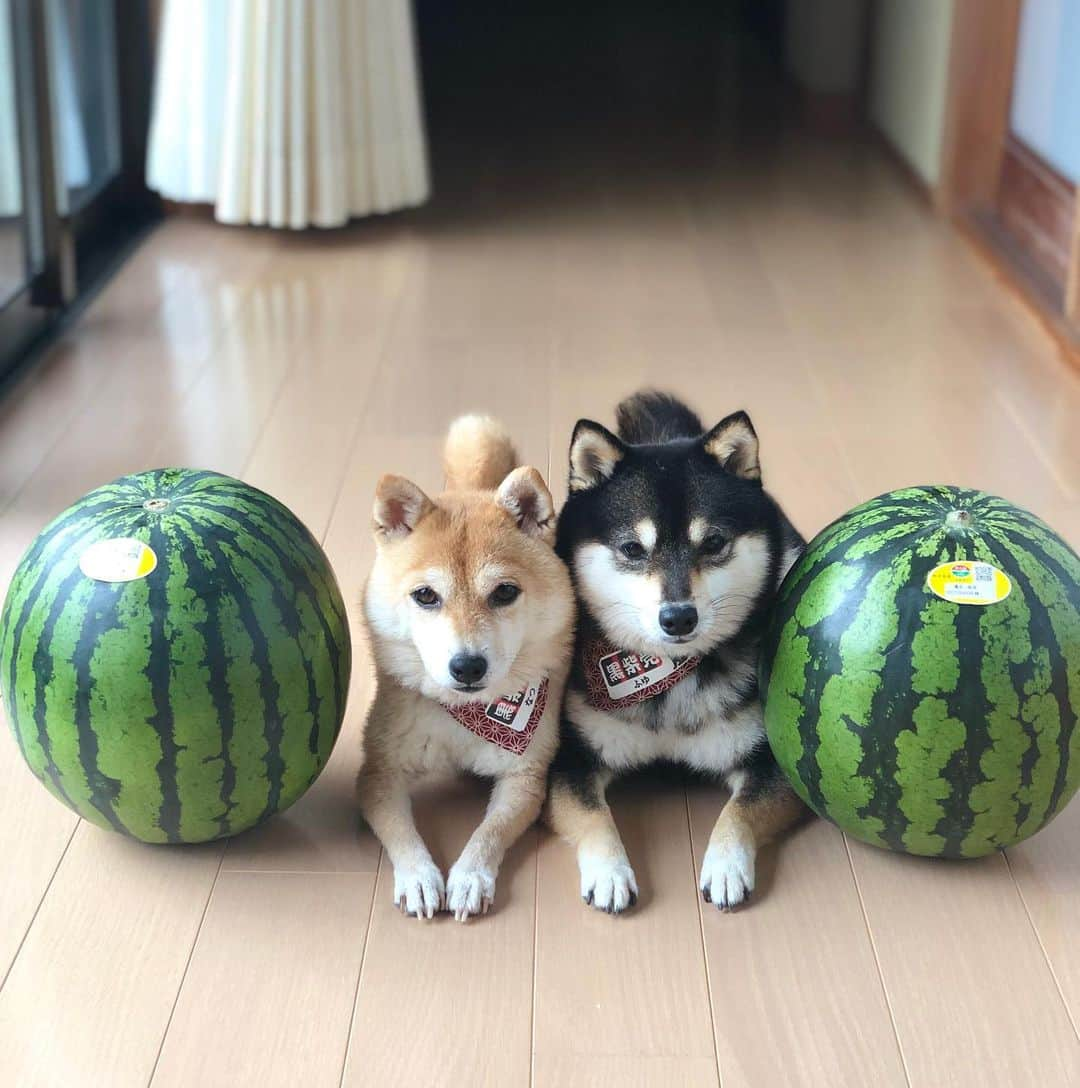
[580,852,638,914]
[699,842,755,911]
[446,861,497,922]
[392,858,445,919]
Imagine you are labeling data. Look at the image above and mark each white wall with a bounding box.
[785,0,868,95]
[868,0,955,186]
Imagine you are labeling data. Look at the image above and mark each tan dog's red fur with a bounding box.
[358,417,575,920]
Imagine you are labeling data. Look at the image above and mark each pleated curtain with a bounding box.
[147,0,429,229]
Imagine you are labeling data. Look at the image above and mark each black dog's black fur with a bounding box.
[615,390,705,445]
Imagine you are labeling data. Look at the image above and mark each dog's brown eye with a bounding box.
[701,533,729,556]
[620,541,647,560]
[411,586,440,608]
[490,583,521,607]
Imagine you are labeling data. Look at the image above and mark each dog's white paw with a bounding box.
[446,861,497,922]
[699,842,755,911]
[579,852,638,914]
[392,858,445,919]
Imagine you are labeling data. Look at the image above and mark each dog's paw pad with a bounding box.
[446,863,496,921]
[393,859,445,919]
[699,842,755,911]
[580,853,638,914]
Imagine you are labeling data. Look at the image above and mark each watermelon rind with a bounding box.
[0,470,351,844]
[761,486,1080,858]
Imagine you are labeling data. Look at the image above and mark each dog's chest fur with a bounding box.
[566,690,763,774]
[565,644,765,775]
[369,682,559,780]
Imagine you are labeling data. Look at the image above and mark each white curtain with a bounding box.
[147,0,429,229]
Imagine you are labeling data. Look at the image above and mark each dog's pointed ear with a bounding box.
[497,466,556,543]
[373,475,434,540]
[703,411,760,481]
[569,420,625,492]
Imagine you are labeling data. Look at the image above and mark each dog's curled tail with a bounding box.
[444,414,519,491]
[615,390,704,444]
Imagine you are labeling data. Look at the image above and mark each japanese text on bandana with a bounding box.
[585,640,700,712]
[443,679,548,754]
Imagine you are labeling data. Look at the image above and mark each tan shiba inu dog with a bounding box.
[358,416,575,920]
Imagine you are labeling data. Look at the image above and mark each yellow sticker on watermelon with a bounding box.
[926,561,1011,605]
[79,538,158,583]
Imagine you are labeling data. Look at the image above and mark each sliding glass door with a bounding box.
[0,0,157,384]
[0,2,31,311]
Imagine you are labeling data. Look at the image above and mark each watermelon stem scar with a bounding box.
[948,509,974,535]
[945,508,974,536]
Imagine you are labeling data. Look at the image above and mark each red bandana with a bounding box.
[584,639,700,712]
[443,679,549,755]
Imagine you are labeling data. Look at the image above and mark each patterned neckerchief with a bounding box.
[442,678,549,754]
[583,638,700,712]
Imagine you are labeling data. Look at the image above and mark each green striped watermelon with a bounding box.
[761,487,1080,858]
[0,470,351,844]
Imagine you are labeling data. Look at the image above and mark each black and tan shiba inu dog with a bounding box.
[547,391,807,913]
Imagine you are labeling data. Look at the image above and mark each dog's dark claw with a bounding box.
[627,890,638,908]
[584,890,594,906]
[701,887,712,904]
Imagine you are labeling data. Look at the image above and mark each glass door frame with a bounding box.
[0,0,56,377]
[0,0,160,388]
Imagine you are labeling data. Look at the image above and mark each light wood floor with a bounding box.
[2,127,1080,1087]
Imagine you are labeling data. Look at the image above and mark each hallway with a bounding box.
[1,12,1079,1083]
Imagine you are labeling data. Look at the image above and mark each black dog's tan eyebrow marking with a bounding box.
[634,519,657,550]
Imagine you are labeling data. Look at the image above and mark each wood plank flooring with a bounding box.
[1,126,1079,1087]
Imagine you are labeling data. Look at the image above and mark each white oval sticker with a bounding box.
[79,538,158,583]
[926,561,1011,605]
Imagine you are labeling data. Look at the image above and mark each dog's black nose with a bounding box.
[449,653,488,686]
[659,602,698,638]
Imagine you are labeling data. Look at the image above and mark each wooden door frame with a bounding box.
[1068,191,1080,324]
[937,0,1022,219]
[938,0,1080,351]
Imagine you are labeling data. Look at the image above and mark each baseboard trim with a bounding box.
[995,135,1075,289]
[958,209,1080,372]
